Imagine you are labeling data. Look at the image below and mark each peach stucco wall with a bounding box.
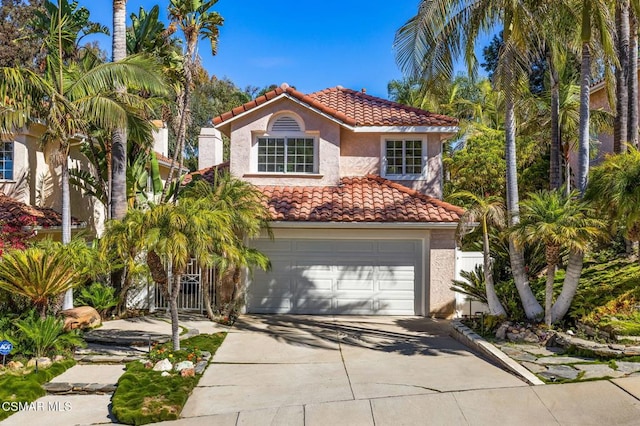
[428,229,457,318]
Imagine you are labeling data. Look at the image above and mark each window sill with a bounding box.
[243,173,324,179]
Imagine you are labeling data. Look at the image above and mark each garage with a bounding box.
[247,236,424,315]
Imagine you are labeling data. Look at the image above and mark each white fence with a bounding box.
[454,250,488,318]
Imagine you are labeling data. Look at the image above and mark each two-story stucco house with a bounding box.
[196,84,464,318]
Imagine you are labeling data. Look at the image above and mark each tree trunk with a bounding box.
[202,267,215,320]
[482,219,506,316]
[549,57,562,190]
[551,250,584,323]
[577,42,591,195]
[61,154,73,310]
[169,273,181,351]
[111,0,127,217]
[629,9,639,148]
[615,0,630,154]
[544,263,556,326]
[504,48,543,320]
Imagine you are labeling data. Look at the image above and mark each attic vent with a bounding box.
[271,116,301,132]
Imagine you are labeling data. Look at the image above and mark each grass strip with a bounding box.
[0,359,76,421]
[111,332,225,425]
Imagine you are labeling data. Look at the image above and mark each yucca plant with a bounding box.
[16,313,85,358]
[0,243,88,318]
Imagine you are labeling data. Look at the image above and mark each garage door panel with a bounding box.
[248,237,422,315]
[253,240,293,252]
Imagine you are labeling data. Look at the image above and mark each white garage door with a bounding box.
[247,238,422,315]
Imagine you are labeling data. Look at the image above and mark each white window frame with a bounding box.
[252,113,319,175]
[380,136,427,179]
[0,141,14,181]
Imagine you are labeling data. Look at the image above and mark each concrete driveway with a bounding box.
[181,315,526,421]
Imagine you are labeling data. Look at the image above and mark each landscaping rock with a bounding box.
[152,359,173,372]
[521,361,546,373]
[43,382,73,393]
[575,364,625,380]
[6,361,23,370]
[195,360,207,375]
[161,371,171,377]
[537,356,595,365]
[200,351,212,361]
[60,306,101,331]
[523,330,540,343]
[495,322,510,340]
[614,361,640,374]
[539,365,580,381]
[180,368,195,377]
[499,346,537,362]
[174,360,194,372]
[52,355,65,363]
[27,357,52,369]
[622,346,640,357]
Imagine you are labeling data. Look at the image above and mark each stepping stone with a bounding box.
[43,382,73,393]
[575,364,626,379]
[539,365,580,381]
[499,346,537,362]
[615,361,640,374]
[537,356,594,365]
[517,345,559,357]
[521,361,547,373]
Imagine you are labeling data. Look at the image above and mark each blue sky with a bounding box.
[84,1,491,100]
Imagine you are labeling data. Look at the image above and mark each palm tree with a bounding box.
[394,0,545,319]
[586,146,640,262]
[162,0,224,203]
[181,174,271,319]
[449,191,507,316]
[576,0,615,195]
[112,198,234,350]
[615,0,631,154]
[111,0,128,221]
[511,190,604,325]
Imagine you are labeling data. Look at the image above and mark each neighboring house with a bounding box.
[196,83,464,318]
[0,120,182,239]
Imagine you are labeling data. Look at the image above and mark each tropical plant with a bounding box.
[162,0,224,202]
[394,0,548,319]
[0,244,89,317]
[449,190,507,316]
[75,282,118,318]
[511,190,605,325]
[586,146,640,261]
[16,313,84,357]
[181,173,271,319]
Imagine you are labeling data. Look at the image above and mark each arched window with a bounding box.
[256,113,316,174]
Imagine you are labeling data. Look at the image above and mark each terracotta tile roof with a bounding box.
[259,175,463,223]
[154,151,190,173]
[212,84,458,128]
[183,161,230,185]
[0,193,83,228]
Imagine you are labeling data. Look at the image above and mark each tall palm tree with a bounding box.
[449,191,507,316]
[511,190,604,325]
[181,174,271,319]
[615,0,631,154]
[576,0,615,195]
[394,0,545,319]
[111,0,128,221]
[162,0,223,203]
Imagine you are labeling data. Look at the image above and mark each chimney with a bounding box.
[151,120,168,157]
[198,127,223,170]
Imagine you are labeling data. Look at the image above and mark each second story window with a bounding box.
[384,139,424,176]
[257,137,315,173]
[255,113,317,174]
[0,141,13,180]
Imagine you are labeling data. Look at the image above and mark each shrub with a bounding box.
[15,313,85,358]
[75,282,118,318]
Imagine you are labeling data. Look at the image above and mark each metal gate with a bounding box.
[153,259,215,313]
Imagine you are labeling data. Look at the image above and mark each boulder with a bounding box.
[174,361,194,372]
[60,306,101,331]
[153,358,173,372]
[6,361,23,370]
[27,357,52,369]
[161,371,171,377]
[52,355,65,363]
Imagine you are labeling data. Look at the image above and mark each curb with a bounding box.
[451,320,545,386]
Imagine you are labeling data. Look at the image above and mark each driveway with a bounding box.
[182,315,526,419]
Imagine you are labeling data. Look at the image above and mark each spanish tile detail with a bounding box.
[0,193,82,227]
[258,175,463,223]
[212,85,458,128]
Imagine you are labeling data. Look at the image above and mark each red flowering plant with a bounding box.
[147,342,203,364]
[0,215,37,256]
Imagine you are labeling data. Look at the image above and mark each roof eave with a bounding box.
[266,221,458,229]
